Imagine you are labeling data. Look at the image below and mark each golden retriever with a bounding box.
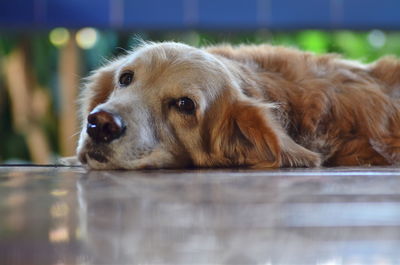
[76,41,400,169]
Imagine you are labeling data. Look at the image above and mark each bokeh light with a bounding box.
[50,202,69,218]
[76,27,99,49]
[50,189,68,197]
[49,226,69,243]
[49,28,70,47]
[368,30,386,49]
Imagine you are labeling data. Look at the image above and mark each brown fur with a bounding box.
[76,42,400,169]
[206,44,400,166]
[82,64,115,115]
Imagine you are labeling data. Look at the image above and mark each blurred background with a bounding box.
[1,0,400,164]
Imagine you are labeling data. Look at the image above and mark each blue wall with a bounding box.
[1,0,400,30]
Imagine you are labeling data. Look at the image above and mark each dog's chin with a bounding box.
[79,149,154,170]
[81,152,182,170]
[86,158,114,170]
[83,157,155,170]
[78,151,111,170]
[88,149,108,162]
[78,145,112,169]
[78,141,183,170]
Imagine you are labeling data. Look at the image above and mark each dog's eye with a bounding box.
[174,97,195,115]
[119,71,134,87]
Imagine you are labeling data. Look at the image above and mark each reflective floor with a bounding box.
[1,166,400,265]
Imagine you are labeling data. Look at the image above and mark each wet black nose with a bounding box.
[86,110,126,143]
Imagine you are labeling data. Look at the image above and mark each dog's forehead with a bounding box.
[128,43,194,64]
[125,43,220,71]
[111,43,228,101]
[118,44,214,80]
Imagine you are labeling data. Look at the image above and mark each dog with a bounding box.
[75,41,400,169]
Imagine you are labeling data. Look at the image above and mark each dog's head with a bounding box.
[77,42,320,169]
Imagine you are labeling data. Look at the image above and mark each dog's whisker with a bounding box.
[69,131,81,139]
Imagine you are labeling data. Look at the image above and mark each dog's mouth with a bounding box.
[87,150,108,163]
[79,143,111,165]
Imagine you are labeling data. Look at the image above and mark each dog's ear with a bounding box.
[210,100,321,168]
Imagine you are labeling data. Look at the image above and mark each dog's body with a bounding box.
[76,42,400,169]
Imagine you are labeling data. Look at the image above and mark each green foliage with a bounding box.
[31,33,58,86]
[297,30,330,54]
[332,31,370,61]
[0,91,30,162]
[0,34,18,56]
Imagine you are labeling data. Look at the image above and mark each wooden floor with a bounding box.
[0,166,400,265]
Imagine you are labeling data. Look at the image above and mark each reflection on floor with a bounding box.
[0,166,400,264]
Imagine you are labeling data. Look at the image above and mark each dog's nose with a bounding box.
[86,110,126,143]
